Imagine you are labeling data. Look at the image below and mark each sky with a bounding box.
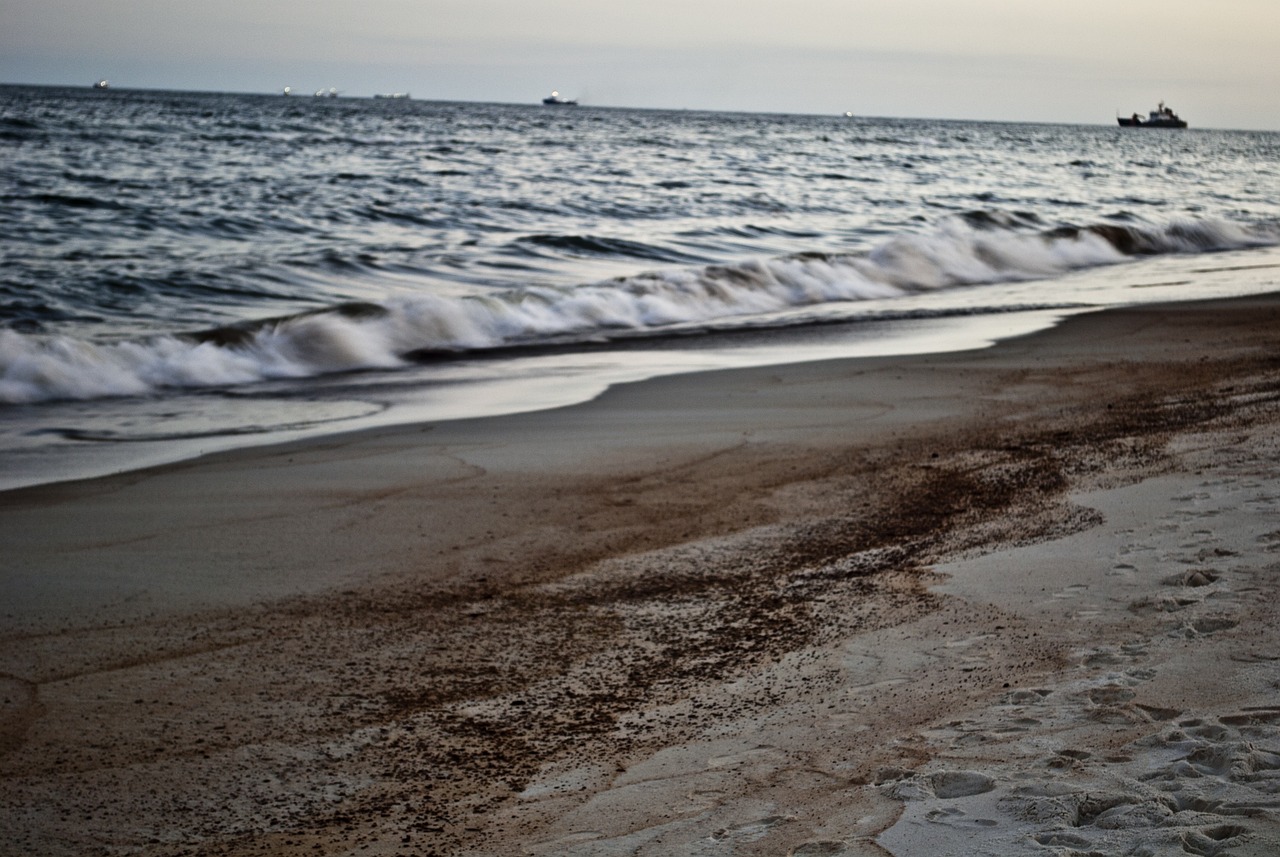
[3,0,1278,129]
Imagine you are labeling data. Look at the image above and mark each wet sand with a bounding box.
[3,295,1280,856]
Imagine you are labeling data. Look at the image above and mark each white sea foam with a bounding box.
[1,217,1275,404]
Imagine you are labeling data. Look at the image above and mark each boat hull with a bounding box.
[1118,117,1187,128]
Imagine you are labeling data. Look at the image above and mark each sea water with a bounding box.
[3,85,1279,488]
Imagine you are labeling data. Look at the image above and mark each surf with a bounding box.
[3,214,1276,404]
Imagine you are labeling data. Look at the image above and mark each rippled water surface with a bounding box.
[3,85,1279,486]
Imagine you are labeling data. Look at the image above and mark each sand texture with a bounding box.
[3,296,1280,856]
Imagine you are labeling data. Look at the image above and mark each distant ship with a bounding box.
[542,90,577,106]
[92,80,109,90]
[1118,102,1187,128]
[373,92,411,100]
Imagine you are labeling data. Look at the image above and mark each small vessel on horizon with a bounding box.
[92,79,109,90]
[542,90,577,106]
[1118,101,1187,128]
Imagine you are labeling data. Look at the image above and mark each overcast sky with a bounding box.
[3,0,1278,129]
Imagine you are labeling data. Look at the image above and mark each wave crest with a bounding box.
[3,215,1276,404]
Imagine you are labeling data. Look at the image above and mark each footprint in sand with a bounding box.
[1108,561,1138,579]
[1116,541,1157,558]
[1089,801,1174,829]
[1051,583,1089,600]
[1001,688,1052,705]
[1129,593,1200,614]
[1033,831,1092,848]
[883,771,995,802]
[1175,616,1238,638]
[1181,825,1251,855]
[1243,493,1280,513]
[1134,703,1182,722]
[787,842,845,857]
[924,806,999,828]
[924,806,963,822]
[929,771,996,799]
[1161,568,1220,587]
[1176,718,1232,741]
[714,815,789,840]
[1082,648,1129,666]
[1220,707,1280,727]
[1084,685,1136,706]
[1081,644,1147,667]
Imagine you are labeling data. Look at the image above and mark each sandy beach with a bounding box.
[3,294,1280,856]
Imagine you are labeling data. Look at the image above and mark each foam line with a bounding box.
[2,216,1276,404]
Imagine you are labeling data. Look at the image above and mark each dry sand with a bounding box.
[2,295,1280,856]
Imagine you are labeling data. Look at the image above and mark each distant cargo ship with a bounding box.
[1118,102,1187,128]
[542,91,577,106]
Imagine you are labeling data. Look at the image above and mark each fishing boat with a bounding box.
[1118,102,1187,128]
[92,80,109,90]
[542,91,577,106]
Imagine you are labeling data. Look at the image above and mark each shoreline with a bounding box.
[3,294,1280,855]
[0,305,1075,495]
[5,243,1280,496]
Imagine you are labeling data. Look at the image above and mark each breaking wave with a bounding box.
[2,216,1276,404]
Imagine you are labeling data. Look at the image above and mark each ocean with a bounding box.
[3,84,1279,489]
